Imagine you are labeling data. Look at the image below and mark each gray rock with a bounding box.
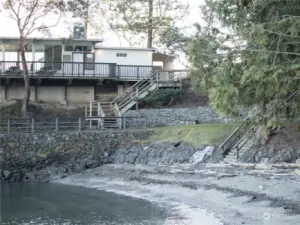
[2,170,12,179]
[85,160,100,169]
[24,172,36,181]
[1,130,152,182]
[124,107,233,128]
[112,143,198,165]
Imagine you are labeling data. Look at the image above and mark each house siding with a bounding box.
[95,49,153,66]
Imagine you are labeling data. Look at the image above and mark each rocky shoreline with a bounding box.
[1,129,299,183]
[0,131,151,182]
[0,139,218,182]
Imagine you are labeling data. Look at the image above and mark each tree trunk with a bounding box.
[20,36,30,117]
[84,0,89,39]
[147,0,153,48]
[84,16,88,39]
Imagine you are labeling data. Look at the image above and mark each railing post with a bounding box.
[117,65,120,78]
[98,102,101,116]
[78,117,82,132]
[7,119,10,134]
[123,117,126,129]
[62,62,64,77]
[55,118,58,132]
[31,118,35,134]
[89,102,92,117]
[89,119,92,130]
[137,67,140,80]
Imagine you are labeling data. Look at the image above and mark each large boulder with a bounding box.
[2,170,12,180]
[191,146,215,164]
[113,143,199,165]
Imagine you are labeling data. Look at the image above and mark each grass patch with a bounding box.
[148,123,237,148]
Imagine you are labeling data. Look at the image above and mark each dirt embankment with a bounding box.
[241,123,300,163]
[0,100,85,119]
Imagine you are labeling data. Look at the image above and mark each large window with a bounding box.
[65,45,92,52]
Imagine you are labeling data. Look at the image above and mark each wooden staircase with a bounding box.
[112,71,159,114]
[85,101,105,129]
[219,117,256,163]
[85,71,159,123]
[85,71,185,129]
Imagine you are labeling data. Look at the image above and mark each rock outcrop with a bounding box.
[0,131,152,182]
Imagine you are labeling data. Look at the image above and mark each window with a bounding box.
[64,45,73,52]
[84,53,95,70]
[116,53,127,57]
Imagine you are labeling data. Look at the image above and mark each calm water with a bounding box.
[1,183,168,225]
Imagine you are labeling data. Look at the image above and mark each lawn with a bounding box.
[148,123,237,148]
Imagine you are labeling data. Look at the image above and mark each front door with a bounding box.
[72,52,84,76]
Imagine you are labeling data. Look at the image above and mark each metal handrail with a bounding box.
[219,117,250,155]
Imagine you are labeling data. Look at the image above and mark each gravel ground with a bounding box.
[55,164,300,225]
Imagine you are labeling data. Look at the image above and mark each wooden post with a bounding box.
[78,117,82,132]
[123,117,126,129]
[7,119,10,134]
[98,102,101,116]
[55,118,58,132]
[31,118,35,134]
[89,102,92,117]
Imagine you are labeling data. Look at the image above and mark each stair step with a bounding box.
[225,156,237,159]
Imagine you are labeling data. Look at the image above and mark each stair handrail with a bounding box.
[113,103,122,128]
[97,102,105,128]
[85,101,99,117]
[113,71,158,113]
[219,117,250,155]
[232,123,257,161]
[112,71,158,104]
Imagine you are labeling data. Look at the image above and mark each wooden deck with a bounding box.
[0,61,153,80]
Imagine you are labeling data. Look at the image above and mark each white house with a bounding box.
[0,37,183,103]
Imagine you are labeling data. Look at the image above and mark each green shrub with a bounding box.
[101,95,117,102]
[137,89,183,107]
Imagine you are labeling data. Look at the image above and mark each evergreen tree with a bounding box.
[104,0,188,48]
[189,0,300,134]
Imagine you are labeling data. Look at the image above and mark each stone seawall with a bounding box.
[124,107,230,128]
[0,131,152,182]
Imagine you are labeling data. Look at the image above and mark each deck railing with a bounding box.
[0,61,153,79]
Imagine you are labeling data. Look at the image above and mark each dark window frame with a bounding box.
[116,53,127,57]
[84,52,95,70]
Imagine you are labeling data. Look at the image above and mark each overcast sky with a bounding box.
[0,0,205,68]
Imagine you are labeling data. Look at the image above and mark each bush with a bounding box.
[137,89,183,107]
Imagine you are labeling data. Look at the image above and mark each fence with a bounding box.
[0,117,133,134]
[0,115,204,134]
